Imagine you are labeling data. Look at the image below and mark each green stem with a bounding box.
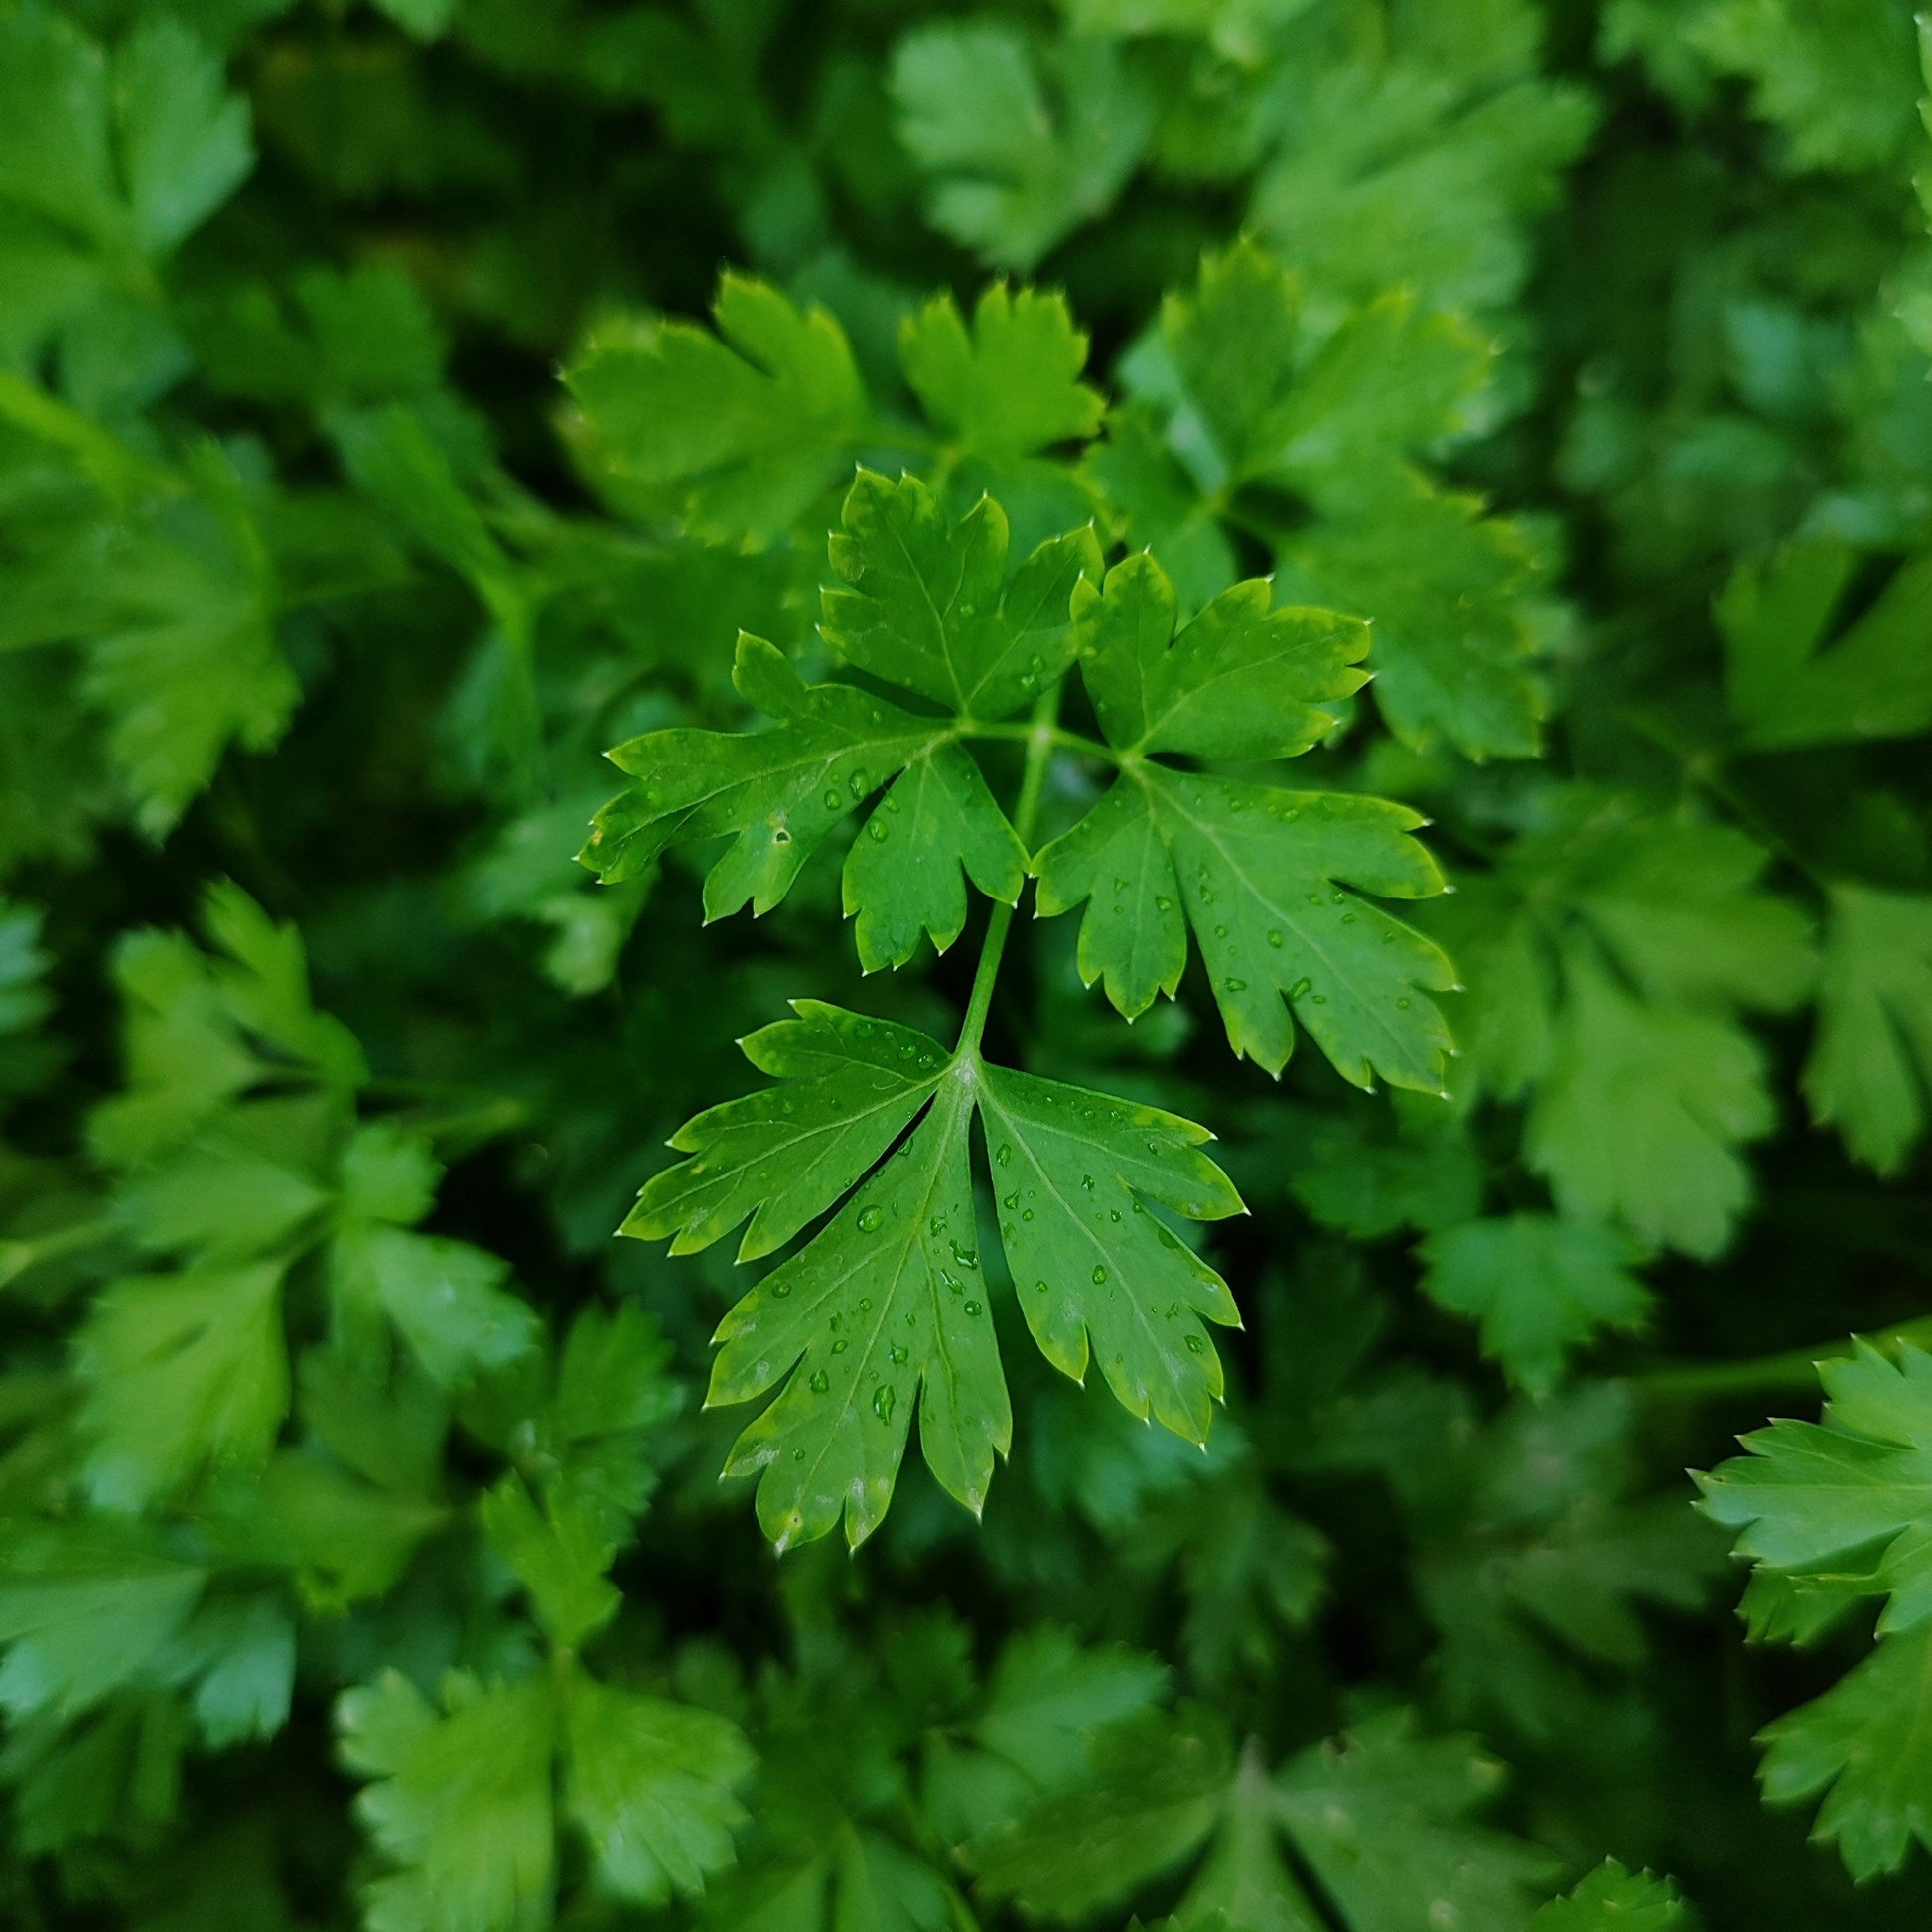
[961,719,1117,764]
[955,685,1061,1061]
[1636,1314,1932,1404]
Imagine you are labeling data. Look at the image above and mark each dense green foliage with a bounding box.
[5,0,1932,1925]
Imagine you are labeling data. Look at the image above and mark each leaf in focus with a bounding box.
[1530,1861,1688,1930]
[624,1004,948,1261]
[977,1062,1243,1443]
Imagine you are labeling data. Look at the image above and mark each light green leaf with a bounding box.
[76,1261,289,1509]
[1803,883,1932,1174]
[1526,945,1773,1259]
[0,1535,205,1721]
[899,284,1105,461]
[0,11,250,262]
[1274,479,1546,760]
[1720,538,1932,751]
[1036,768,1453,1089]
[977,1062,1242,1443]
[563,1671,753,1905]
[112,18,254,258]
[567,274,868,545]
[339,1670,555,1932]
[821,469,1102,721]
[338,1227,539,1389]
[479,1475,621,1652]
[624,1003,948,1262]
[892,24,1154,271]
[1418,1215,1652,1397]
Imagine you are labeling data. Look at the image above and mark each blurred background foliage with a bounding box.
[3,0,1932,1926]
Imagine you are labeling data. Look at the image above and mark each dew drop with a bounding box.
[890,1344,909,1365]
[1156,895,1173,911]
[849,771,869,798]
[1224,977,1247,992]
[1035,1279,1049,1294]
[950,1240,979,1270]
[1185,1334,1205,1355]
[772,1280,792,1297]
[1396,996,1411,1009]
[963,1300,982,1316]
[1092,1265,1109,1285]
[808,1369,830,1394]
[996,1143,1012,1167]
[1289,976,1312,1000]
[858,1206,884,1232]
[873,1384,897,1425]
[823,788,841,810]
[772,824,793,847]
[1022,1208,1035,1222]
[868,818,889,842]
[831,1339,848,1354]
[1003,1189,1019,1210]
[1267,929,1284,948]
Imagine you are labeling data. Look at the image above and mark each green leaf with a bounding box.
[900,284,1105,462]
[708,1077,1000,1551]
[0,11,250,262]
[112,18,254,259]
[977,1062,1242,1442]
[566,274,868,545]
[479,1475,621,1652]
[1803,883,1932,1174]
[682,1024,1243,1548]
[1757,1622,1932,1880]
[843,742,1028,972]
[966,1706,1233,1919]
[562,1671,753,1905]
[1526,945,1773,1259]
[1271,1711,1558,1932]
[1037,767,1453,1089]
[892,24,1154,271]
[1720,538,1932,750]
[624,1004,948,1262]
[336,1227,540,1390]
[1418,1215,1652,1397]
[80,465,297,841]
[822,469,1102,721]
[1697,1341,1932,1632]
[584,634,947,908]
[76,1261,289,1509]
[0,1533,205,1721]
[1274,479,1547,761]
[1530,1861,1688,1931]
[339,1670,555,1932]
[1069,553,1369,761]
